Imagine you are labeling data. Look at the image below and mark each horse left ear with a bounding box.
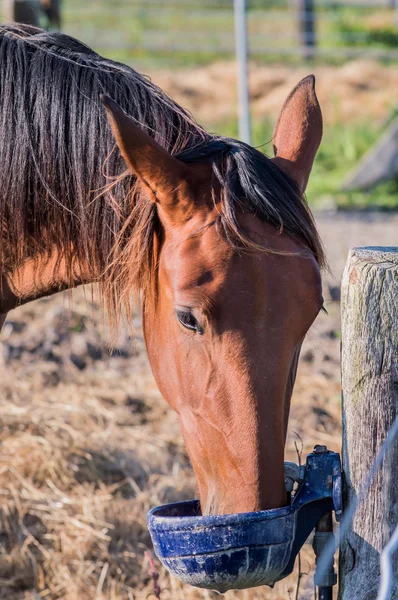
[101,95,195,223]
[271,75,322,193]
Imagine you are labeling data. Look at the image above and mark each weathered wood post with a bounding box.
[339,247,398,599]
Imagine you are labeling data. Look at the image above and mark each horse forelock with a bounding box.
[177,139,326,269]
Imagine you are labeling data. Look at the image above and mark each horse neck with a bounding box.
[0,250,97,313]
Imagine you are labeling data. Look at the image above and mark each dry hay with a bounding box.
[150,59,398,126]
[0,293,333,600]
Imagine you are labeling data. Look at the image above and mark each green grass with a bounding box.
[2,1,397,67]
[210,116,398,210]
[308,119,398,210]
[330,6,398,50]
[3,0,396,67]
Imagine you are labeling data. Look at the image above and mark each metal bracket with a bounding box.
[279,447,342,580]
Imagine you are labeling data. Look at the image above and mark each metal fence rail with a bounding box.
[48,0,398,66]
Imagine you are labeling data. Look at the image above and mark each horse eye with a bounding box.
[176,309,203,334]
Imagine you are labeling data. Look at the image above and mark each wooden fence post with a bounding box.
[339,247,398,599]
[297,0,316,60]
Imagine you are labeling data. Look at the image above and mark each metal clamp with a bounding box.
[284,461,304,493]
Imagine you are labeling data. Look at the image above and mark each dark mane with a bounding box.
[0,24,324,323]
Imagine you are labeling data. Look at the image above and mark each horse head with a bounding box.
[102,76,324,515]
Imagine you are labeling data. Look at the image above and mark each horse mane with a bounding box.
[0,24,324,326]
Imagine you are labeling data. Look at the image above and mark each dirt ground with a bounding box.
[148,60,398,126]
[1,211,397,600]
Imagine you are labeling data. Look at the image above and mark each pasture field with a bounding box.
[1,213,398,599]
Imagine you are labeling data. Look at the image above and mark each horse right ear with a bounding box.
[101,95,196,223]
[271,75,323,193]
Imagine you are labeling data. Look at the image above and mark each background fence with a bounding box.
[2,1,397,204]
[3,0,397,68]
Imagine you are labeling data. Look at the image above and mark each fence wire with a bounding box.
[313,414,398,599]
[377,523,398,600]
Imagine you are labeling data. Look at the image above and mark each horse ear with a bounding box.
[101,95,194,222]
[271,75,322,193]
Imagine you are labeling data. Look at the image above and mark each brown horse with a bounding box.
[0,25,325,516]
